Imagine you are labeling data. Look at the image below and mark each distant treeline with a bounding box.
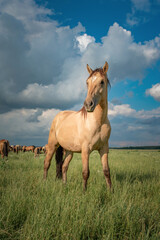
[111,146,160,150]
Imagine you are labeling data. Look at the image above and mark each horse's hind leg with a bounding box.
[62,151,73,184]
[44,145,56,179]
[44,129,58,179]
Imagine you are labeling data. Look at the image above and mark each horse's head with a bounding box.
[84,62,110,112]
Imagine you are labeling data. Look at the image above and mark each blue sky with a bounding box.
[0,0,160,147]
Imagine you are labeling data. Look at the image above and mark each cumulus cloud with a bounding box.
[146,83,160,101]
[0,0,160,112]
[108,103,136,118]
[1,102,160,146]
[0,108,60,145]
[81,23,160,83]
[109,104,160,146]
[0,0,160,147]
[76,34,95,52]
[109,102,160,120]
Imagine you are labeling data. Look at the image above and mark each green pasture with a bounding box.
[0,150,160,240]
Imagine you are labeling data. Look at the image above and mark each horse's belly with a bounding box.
[56,126,81,152]
[58,137,81,152]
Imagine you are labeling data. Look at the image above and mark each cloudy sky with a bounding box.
[0,0,160,147]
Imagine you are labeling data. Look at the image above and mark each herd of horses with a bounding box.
[0,140,47,158]
[1,62,112,191]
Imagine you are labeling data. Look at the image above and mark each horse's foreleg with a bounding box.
[44,146,56,179]
[81,149,90,191]
[62,151,73,184]
[99,146,112,190]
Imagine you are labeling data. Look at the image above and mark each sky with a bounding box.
[0,0,160,147]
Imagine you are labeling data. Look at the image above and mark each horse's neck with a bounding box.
[93,99,108,124]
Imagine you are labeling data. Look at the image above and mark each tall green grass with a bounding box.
[0,150,160,240]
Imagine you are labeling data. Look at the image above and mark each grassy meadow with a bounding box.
[0,150,160,240]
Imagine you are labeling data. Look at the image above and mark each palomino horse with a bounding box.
[0,139,9,159]
[44,62,112,191]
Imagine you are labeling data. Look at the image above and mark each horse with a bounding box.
[22,146,26,152]
[34,147,40,158]
[15,145,19,154]
[25,146,35,152]
[0,139,9,159]
[43,144,48,155]
[44,62,112,191]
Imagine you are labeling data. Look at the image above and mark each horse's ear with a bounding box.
[103,61,109,74]
[87,64,93,74]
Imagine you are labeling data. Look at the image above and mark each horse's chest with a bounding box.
[89,123,110,151]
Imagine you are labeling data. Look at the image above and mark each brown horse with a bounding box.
[0,139,9,159]
[22,146,26,152]
[44,62,112,191]
[25,146,35,152]
[34,147,40,157]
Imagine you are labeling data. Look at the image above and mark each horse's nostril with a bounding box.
[89,101,94,107]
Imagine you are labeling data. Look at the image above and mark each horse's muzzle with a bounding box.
[84,100,95,112]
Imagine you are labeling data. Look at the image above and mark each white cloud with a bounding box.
[126,14,139,26]
[0,108,60,145]
[108,103,136,118]
[127,0,151,26]
[146,83,160,101]
[0,102,160,146]
[0,0,53,22]
[0,0,160,147]
[0,0,160,112]
[109,104,160,147]
[131,0,150,12]
[81,23,160,83]
[109,102,160,119]
[76,34,95,52]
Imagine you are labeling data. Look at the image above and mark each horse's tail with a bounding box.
[55,146,64,179]
[4,142,8,157]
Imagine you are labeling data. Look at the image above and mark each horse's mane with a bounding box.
[78,106,87,118]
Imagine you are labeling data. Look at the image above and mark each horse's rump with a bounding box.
[0,140,8,158]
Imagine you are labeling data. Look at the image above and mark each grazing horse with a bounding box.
[15,145,19,154]
[0,139,9,159]
[44,62,112,191]
[25,146,35,152]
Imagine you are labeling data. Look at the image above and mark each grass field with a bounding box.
[0,150,160,240]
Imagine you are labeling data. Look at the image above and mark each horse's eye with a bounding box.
[101,80,104,85]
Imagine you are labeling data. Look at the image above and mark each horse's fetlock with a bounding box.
[82,170,90,180]
[103,169,110,178]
